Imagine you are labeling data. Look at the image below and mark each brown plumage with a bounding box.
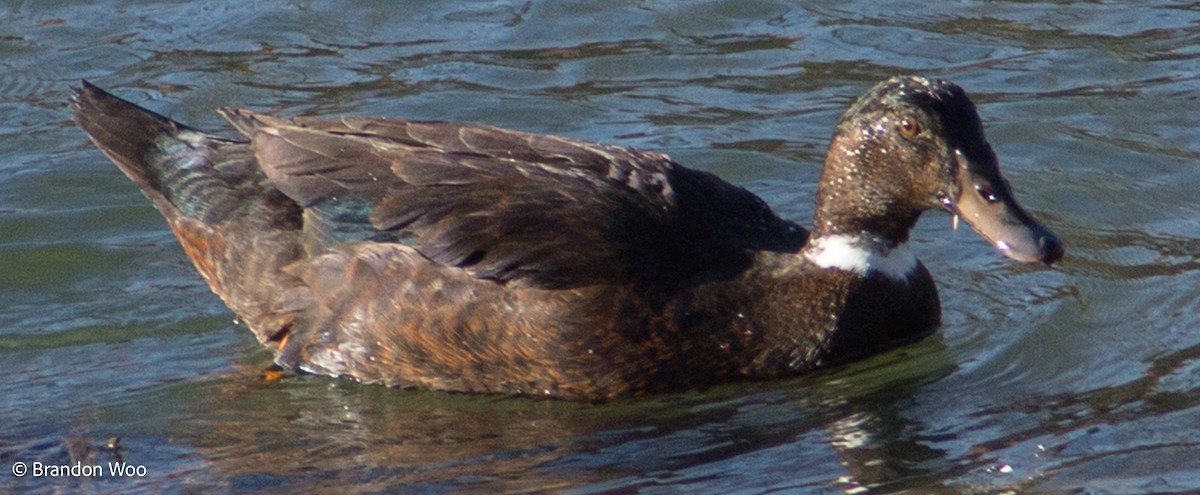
[72,77,1062,400]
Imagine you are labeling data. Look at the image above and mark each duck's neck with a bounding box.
[807,188,923,282]
[803,231,917,282]
[810,140,927,239]
[804,137,932,280]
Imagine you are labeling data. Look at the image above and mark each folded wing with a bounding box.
[220,110,806,289]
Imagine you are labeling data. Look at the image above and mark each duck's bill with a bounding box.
[949,155,1065,266]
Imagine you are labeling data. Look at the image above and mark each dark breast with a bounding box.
[824,263,941,363]
[662,256,941,384]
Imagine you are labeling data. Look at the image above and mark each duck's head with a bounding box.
[814,75,1064,266]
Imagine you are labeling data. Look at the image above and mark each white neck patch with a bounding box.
[804,234,918,282]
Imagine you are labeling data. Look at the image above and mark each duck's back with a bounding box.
[221,110,806,289]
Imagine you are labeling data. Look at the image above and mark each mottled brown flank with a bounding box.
[274,245,937,400]
[168,218,226,292]
[71,75,1057,401]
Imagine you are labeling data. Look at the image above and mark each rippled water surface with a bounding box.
[2,1,1199,494]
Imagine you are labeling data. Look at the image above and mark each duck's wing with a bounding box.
[219,109,806,289]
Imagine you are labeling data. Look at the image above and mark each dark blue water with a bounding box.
[2,1,1199,493]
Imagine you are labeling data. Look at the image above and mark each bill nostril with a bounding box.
[975,184,999,204]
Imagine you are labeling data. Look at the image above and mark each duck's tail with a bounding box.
[72,81,252,223]
[71,81,306,344]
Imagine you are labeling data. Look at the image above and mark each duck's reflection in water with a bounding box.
[148,337,958,493]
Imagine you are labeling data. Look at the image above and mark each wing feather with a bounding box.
[218,109,805,288]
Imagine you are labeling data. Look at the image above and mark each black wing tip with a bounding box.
[215,106,270,137]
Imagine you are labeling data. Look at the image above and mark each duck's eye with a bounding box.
[897,118,923,138]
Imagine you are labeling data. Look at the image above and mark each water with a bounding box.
[2,1,1198,493]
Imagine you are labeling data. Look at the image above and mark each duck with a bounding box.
[72,76,1063,401]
